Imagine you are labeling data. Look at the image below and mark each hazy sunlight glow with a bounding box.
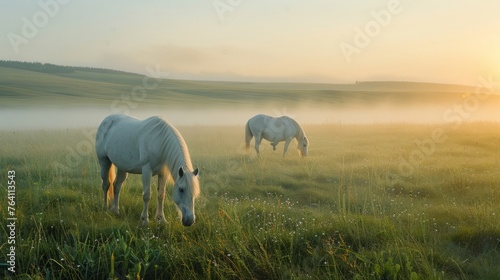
[0,1,499,84]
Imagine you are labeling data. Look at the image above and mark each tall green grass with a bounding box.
[1,123,499,279]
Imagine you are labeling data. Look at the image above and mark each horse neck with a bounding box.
[292,120,305,140]
[160,125,193,181]
[167,144,193,181]
[168,153,190,181]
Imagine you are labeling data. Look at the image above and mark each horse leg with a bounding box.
[155,173,168,224]
[254,135,262,156]
[110,169,127,215]
[271,139,278,151]
[282,138,292,158]
[141,165,153,226]
[99,157,112,211]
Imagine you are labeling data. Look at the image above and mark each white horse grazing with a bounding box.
[245,114,309,158]
[95,114,200,226]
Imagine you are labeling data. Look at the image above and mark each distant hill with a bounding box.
[0,60,492,110]
[0,60,141,76]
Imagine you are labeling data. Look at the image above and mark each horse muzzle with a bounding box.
[182,215,195,226]
[299,150,307,158]
[180,206,196,226]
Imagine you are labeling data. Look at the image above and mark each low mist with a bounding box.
[2,100,499,130]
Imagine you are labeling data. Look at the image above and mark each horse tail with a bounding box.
[108,164,115,201]
[245,121,253,154]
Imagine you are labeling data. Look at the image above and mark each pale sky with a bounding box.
[1,0,499,85]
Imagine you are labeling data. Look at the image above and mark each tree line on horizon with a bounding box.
[0,60,141,76]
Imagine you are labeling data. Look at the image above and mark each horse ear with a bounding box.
[179,167,184,178]
[193,168,199,176]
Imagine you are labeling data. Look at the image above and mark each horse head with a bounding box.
[298,136,309,158]
[172,166,200,226]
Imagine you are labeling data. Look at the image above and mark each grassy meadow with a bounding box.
[1,122,499,279]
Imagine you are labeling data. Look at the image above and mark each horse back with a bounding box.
[248,114,271,131]
[96,114,145,172]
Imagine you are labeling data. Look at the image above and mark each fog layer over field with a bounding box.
[2,100,499,130]
[2,65,498,129]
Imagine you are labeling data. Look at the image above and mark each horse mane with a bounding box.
[141,116,199,196]
[285,116,306,140]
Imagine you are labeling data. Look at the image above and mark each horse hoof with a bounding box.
[155,214,167,224]
[109,206,120,215]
